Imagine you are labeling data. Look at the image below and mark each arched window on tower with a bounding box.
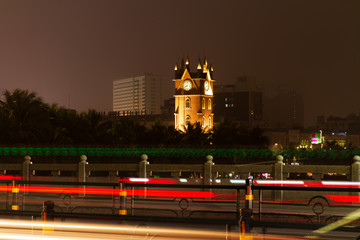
[202,116,205,128]
[202,98,205,109]
[185,115,191,127]
[185,97,191,109]
[208,116,212,128]
[208,99,211,110]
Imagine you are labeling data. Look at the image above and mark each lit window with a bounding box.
[208,116,212,128]
[208,99,211,110]
[225,104,228,108]
[202,98,205,109]
[185,97,191,109]
[185,115,191,126]
[202,116,205,127]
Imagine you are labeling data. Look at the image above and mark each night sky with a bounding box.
[1,0,359,127]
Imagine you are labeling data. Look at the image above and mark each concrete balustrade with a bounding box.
[0,154,358,186]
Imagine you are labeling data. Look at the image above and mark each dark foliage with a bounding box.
[0,89,269,147]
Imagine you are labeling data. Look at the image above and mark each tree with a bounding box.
[179,122,212,146]
[109,118,147,146]
[0,89,51,144]
[249,127,269,146]
[81,110,112,144]
[212,118,241,146]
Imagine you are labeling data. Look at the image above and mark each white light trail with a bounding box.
[229,179,245,184]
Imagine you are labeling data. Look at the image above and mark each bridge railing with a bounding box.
[1,154,360,191]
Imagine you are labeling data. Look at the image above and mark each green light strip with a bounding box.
[0,147,358,160]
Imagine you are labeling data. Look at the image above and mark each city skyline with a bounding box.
[1,0,359,127]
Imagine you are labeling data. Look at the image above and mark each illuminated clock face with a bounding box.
[204,81,209,91]
[183,80,192,91]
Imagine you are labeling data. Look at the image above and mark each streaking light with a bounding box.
[229,179,245,184]
[129,178,149,182]
[118,178,177,184]
[0,185,219,198]
[0,218,239,240]
[321,181,360,188]
[0,175,22,180]
[255,180,305,186]
[324,195,360,203]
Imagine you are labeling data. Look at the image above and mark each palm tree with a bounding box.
[249,127,269,147]
[81,109,112,144]
[212,118,240,146]
[48,104,75,144]
[144,120,168,146]
[179,122,212,146]
[0,106,11,143]
[0,89,51,144]
[109,118,147,146]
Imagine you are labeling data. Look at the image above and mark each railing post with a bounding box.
[78,155,88,183]
[351,155,360,205]
[273,155,283,202]
[21,155,32,210]
[203,155,214,185]
[78,155,88,197]
[138,154,149,199]
[22,155,32,181]
[138,154,149,178]
[352,155,360,182]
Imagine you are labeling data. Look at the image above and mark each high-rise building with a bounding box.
[213,76,263,126]
[263,89,304,129]
[113,74,163,115]
[174,58,214,131]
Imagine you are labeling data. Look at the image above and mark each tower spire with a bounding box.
[180,58,185,70]
[185,57,190,71]
[197,58,202,70]
[203,57,208,72]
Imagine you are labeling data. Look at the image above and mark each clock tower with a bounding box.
[174,57,214,131]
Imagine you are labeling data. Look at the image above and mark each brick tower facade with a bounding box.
[174,58,214,131]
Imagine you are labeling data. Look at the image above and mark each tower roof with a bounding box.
[174,57,214,79]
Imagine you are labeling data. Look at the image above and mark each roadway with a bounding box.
[2,180,360,239]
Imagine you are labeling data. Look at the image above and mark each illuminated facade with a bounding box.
[174,58,214,131]
[113,74,162,115]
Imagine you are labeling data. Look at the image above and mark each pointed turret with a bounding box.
[203,57,208,72]
[185,57,190,71]
[210,64,214,78]
[197,58,202,70]
[180,58,185,70]
[174,63,178,78]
